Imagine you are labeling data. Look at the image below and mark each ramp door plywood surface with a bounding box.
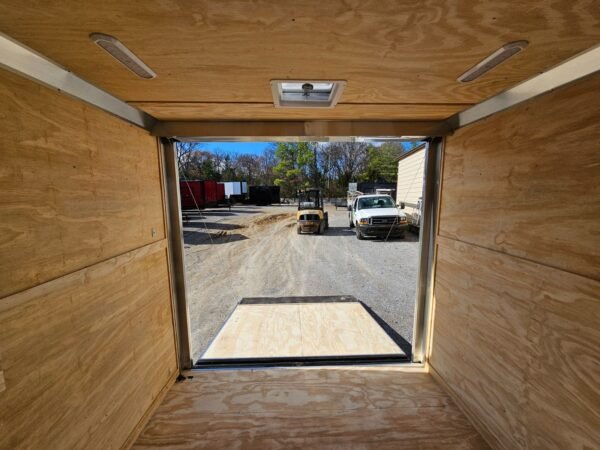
[202,302,403,359]
[133,368,490,449]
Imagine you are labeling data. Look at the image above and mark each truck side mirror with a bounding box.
[400,202,405,209]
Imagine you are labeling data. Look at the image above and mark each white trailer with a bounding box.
[221,181,240,197]
[396,143,426,229]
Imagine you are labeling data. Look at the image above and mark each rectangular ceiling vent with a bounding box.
[270,80,346,108]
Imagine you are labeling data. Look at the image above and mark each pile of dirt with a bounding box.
[253,213,294,226]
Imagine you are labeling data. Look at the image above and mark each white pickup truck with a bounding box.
[348,194,408,240]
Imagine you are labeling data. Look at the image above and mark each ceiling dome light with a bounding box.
[90,33,156,79]
[458,40,529,83]
[271,80,346,108]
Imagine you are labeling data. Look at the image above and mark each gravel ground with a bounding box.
[183,204,420,360]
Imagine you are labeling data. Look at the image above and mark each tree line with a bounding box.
[177,141,420,198]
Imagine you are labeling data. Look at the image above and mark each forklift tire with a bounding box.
[324,212,329,230]
[320,221,326,234]
[355,227,364,240]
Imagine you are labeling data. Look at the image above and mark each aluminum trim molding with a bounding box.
[152,120,452,139]
[450,43,600,129]
[0,32,156,130]
[161,138,194,370]
[411,138,443,363]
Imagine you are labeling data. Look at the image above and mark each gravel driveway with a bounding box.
[183,204,419,360]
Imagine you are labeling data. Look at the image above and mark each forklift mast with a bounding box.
[298,188,322,210]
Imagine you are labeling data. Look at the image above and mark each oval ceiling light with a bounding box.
[458,40,529,83]
[90,33,156,79]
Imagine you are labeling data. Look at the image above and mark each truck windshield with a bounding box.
[357,196,395,209]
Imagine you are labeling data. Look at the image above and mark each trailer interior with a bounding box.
[1,1,598,449]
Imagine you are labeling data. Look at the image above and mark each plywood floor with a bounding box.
[201,302,403,359]
[133,368,490,449]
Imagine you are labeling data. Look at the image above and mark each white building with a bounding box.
[396,143,426,228]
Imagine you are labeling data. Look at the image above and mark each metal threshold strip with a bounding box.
[193,354,410,369]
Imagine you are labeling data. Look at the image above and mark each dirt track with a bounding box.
[183,204,419,360]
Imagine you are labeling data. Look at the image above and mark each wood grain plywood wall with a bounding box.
[0,68,178,449]
[0,242,178,449]
[0,69,165,298]
[438,73,600,281]
[430,74,600,449]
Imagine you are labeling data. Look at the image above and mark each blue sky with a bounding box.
[200,142,273,155]
[198,140,420,155]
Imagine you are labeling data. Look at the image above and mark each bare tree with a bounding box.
[323,142,369,194]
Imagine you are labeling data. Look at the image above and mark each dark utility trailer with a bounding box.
[249,185,281,205]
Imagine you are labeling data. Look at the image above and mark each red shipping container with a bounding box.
[179,181,204,210]
[203,180,218,207]
[216,182,225,204]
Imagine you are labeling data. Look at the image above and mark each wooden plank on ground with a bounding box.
[202,304,303,358]
[201,302,403,358]
[300,303,401,356]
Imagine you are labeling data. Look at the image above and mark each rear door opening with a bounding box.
[168,137,440,368]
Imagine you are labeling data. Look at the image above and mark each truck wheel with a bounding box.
[355,227,364,240]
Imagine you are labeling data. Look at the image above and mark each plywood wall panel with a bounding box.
[439,73,600,281]
[0,241,177,449]
[432,75,600,449]
[431,237,600,449]
[0,69,165,298]
[0,69,177,449]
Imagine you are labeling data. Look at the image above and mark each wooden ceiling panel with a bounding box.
[131,102,469,121]
[0,0,598,120]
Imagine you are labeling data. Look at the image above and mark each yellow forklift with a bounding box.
[296,188,328,234]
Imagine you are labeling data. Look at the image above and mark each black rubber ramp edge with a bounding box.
[240,295,358,305]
